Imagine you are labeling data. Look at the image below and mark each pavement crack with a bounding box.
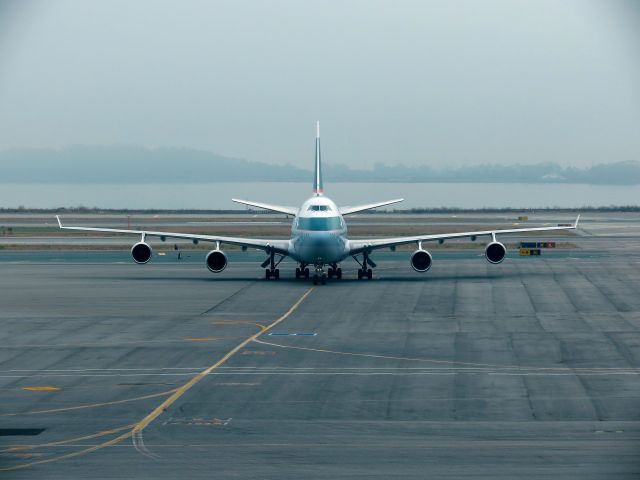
[199,282,256,316]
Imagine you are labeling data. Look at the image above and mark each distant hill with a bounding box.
[0,145,638,185]
[0,146,306,183]
[328,160,640,185]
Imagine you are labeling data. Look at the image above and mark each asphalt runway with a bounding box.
[1,237,639,477]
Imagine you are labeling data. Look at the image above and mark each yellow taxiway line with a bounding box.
[1,424,136,453]
[131,287,314,438]
[0,287,314,472]
[0,389,179,417]
[21,386,61,391]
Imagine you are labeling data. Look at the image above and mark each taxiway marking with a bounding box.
[0,424,135,453]
[22,386,61,391]
[0,389,178,417]
[1,288,315,470]
[252,338,640,374]
[130,287,315,452]
[0,427,134,472]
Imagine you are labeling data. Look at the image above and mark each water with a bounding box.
[0,182,636,209]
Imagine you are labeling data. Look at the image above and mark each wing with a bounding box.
[56,216,290,255]
[231,198,298,216]
[339,198,404,216]
[348,215,580,255]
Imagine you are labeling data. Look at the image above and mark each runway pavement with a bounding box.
[0,228,639,478]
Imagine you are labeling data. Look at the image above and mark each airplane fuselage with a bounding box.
[289,195,349,265]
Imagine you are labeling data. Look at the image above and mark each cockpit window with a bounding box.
[297,216,341,231]
[307,205,332,211]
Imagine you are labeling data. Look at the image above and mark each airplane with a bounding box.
[56,122,580,285]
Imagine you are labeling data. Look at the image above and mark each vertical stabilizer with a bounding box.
[314,121,323,195]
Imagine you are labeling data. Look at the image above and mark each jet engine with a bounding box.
[206,250,228,273]
[410,249,432,272]
[131,242,152,264]
[485,241,506,264]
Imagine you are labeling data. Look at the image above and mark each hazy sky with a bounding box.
[1,0,639,169]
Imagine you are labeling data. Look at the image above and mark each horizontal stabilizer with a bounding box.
[232,198,298,216]
[339,198,404,216]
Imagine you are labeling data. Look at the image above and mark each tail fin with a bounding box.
[313,121,323,195]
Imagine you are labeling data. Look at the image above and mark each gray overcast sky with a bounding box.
[0,0,639,169]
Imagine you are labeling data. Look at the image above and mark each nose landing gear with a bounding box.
[296,262,340,285]
[312,265,327,285]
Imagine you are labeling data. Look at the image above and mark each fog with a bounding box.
[1,0,639,170]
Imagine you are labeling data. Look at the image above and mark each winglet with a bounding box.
[574,214,580,228]
[56,215,62,228]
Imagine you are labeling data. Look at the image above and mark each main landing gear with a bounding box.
[354,251,375,280]
[295,266,310,280]
[263,251,284,280]
[265,268,279,280]
[327,263,342,279]
[357,268,373,280]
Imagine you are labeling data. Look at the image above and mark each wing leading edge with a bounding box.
[55,216,290,255]
[348,215,580,255]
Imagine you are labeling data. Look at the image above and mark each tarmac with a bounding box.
[0,214,639,479]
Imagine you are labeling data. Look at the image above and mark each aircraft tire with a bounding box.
[304,268,310,279]
[274,269,280,280]
[265,269,271,280]
[321,274,327,285]
[336,268,342,279]
[367,268,373,279]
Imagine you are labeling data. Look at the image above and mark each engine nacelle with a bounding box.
[485,241,506,264]
[410,249,432,272]
[131,242,152,264]
[206,250,228,273]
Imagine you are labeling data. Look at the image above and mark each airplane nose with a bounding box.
[301,233,339,262]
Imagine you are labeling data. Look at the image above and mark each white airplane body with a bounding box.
[57,123,580,285]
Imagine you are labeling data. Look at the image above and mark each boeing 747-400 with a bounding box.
[57,123,579,285]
